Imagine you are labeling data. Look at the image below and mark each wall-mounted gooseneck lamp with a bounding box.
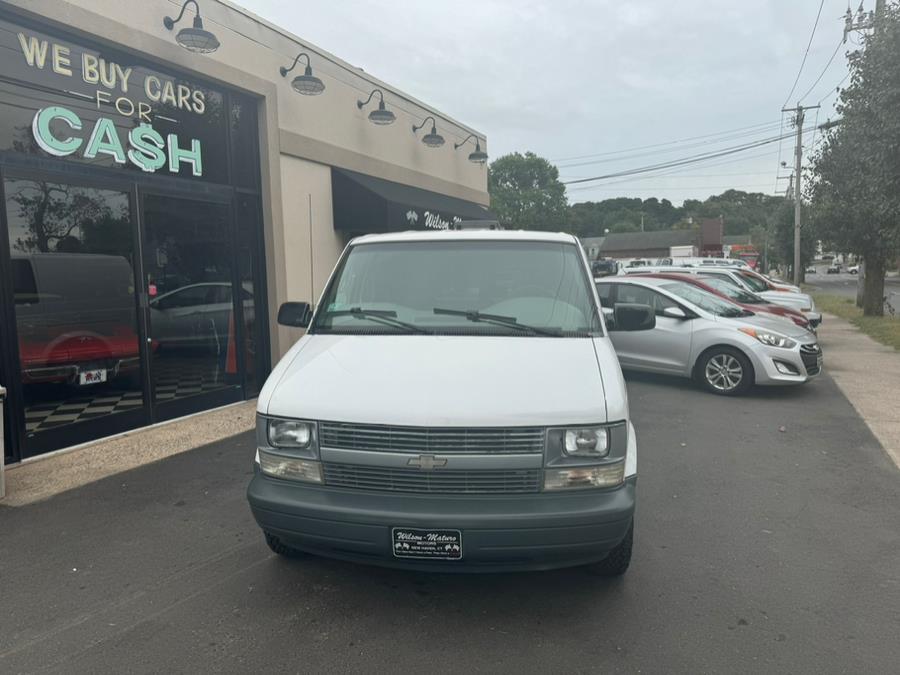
[280,52,325,95]
[454,133,488,164]
[412,116,445,148]
[163,0,220,54]
[357,89,396,126]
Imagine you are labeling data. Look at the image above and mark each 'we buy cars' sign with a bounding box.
[16,31,206,176]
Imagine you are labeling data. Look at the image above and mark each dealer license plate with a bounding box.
[392,528,462,560]
[79,368,107,385]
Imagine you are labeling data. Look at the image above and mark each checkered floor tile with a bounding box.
[24,356,230,434]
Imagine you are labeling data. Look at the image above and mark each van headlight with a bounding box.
[563,427,609,457]
[738,327,796,349]
[257,448,323,483]
[544,462,624,490]
[268,419,313,448]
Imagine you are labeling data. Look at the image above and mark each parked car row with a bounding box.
[597,271,822,395]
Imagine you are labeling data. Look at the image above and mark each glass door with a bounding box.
[2,175,148,457]
[141,193,243,421]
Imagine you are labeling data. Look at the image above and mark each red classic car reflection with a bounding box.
[13,253,146,386]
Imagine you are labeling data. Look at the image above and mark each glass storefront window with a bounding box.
[0,11,266,461]
[3,177,144,437]
[0,16,229,184]
[143,195,236,404]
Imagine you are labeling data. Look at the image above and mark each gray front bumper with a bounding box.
[247,472,636,572]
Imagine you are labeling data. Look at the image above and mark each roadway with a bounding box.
[1,373,898,673]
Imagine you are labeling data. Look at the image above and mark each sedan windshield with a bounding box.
[701,277,764,304]
[660,281,750,318]
[313,240,601,336]
[736,271,769,292]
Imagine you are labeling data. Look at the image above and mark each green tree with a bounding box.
[808,5,900,315]
[488,152,568,230]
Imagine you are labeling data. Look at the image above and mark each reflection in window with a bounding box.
[4,178,144,437]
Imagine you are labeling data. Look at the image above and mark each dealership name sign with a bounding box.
[18,32,204,176]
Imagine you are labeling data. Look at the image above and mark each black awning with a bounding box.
[332,168,495,233]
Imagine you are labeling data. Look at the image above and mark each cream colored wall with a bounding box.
[276,155,345,350]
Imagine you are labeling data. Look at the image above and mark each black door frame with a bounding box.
[137,185,246,424]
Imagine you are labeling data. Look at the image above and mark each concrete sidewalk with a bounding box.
[816,313,900,469]
[3,401,256,507]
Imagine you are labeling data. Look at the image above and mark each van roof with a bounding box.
[350,230,579,245]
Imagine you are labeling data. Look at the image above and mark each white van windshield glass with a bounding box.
[314,241,602,336]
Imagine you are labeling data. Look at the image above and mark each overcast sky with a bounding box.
[238,0,854,205]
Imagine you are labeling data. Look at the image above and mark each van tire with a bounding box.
[695,346,754,396]
[584,524,633,576]
[264,531,306,558]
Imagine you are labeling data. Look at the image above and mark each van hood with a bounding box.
[263,335,610,427]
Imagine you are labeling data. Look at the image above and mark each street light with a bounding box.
[280,52,325,95]
[454,133,488,164]
[163,0,220,54]
[357,89,396,125]
[412,116,445,148]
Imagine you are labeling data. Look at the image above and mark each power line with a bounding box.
[555,122,785,169]
[562,129,813,187]
[818,71,851,105]
[567,183,774,194]
[783,0,826,107]
[799,37,846,103]
[550,119,782,163]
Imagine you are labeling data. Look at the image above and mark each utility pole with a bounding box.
[640,213,644,232]
[782,104,819,285]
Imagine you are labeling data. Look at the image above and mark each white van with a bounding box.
[247,230,654,573]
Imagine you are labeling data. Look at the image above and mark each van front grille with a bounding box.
[319,422,545,455]
[323,464,542,494]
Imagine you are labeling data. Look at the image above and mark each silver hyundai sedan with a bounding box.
[597,276,822,395]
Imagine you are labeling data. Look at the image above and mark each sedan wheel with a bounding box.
[698,348,753,395]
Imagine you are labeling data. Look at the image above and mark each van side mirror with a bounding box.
[612,303,656,331]
[278,302,312,328]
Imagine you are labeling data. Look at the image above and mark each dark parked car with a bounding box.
[827,264,842,274]
[591,258,618,277]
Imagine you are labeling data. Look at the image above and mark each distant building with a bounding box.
[699,217,725,256]
[598,229,699,260]
[579,236,606,260]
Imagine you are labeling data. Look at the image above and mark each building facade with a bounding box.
[0,0,490,463]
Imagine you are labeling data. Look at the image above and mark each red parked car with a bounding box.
[13,253,145,387]
[631,272,812,331]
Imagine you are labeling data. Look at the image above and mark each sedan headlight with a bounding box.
[739,327,796,349]
[268,419,313,448]
[564,427,609,457]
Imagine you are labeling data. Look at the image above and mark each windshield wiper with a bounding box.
[323,307,429,334]
[433,307,562,337]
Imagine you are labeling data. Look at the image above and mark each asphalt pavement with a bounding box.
[1,373,899,674]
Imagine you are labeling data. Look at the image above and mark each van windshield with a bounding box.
[313,240,602,336]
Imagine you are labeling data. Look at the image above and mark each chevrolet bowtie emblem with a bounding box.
[407,454,448,470]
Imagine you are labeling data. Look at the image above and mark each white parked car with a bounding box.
[596,276,822,395]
